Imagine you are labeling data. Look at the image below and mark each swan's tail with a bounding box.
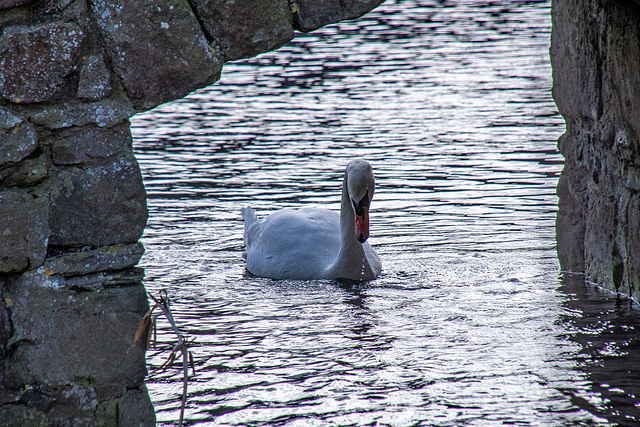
[241,207,259,260]
[241,206,258,229]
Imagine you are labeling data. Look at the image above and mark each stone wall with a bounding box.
[552,0,640,302]
[0,0,383,424]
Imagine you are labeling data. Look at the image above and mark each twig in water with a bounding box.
[126,290,196,426]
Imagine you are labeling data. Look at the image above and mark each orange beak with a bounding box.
[355,206,369,243]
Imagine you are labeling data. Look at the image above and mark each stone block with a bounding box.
[49,150,148,247]
[0,22,85,103]
[550,0,601,123]
[51,122,131,165]
[91,0,222,110]
[4,269,149,386]
[44,242,144,277]
[2,269,154,424]
[77,54,112,101]
[556,169,586,272]
[294,0,385,32]
[61,267,145,291]
[0,153,48,187]
[627,194,640,292]
[600,4,640,151]
[0,285,11,351]
[192,0,295,61]
[0,0,35,10]
[0,107,37,167]
[35,0,88,20]
[583,190,616,286]
[552,0,640,301]
[29,97,136,129]
[0,405,47,427]
[95,386,155,427]
[0,189,49,273]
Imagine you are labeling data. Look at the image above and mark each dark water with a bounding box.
[131,1,640,425]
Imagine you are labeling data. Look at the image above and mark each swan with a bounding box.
[241,159,382,281]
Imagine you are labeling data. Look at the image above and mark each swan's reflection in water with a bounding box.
[132,0,640,425]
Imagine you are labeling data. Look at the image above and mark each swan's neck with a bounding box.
[329,174,375,280]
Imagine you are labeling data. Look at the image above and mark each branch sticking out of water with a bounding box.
[127,290,196,426]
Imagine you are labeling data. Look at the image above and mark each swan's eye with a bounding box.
[352,198,361,216]
[351,190,370,216]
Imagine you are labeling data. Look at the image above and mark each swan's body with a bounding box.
[242,159,381,281]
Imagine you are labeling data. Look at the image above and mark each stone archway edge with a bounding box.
[551,0,640,302]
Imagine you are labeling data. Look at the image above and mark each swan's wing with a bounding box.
[243,208,341,279]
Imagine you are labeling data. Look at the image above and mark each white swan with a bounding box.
[241,159,382,281]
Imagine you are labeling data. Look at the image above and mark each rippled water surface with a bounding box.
[131,1,640,425]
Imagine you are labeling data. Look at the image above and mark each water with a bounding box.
[131,1,640,425]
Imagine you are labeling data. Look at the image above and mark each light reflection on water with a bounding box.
[131,0,640,425]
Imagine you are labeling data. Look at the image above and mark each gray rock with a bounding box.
[582,186,617,287]
[91,0,222,111]
[0,106,21,128]
[0,22,85,103]
[552,0,640,301]
[192,0,295,61]
[555,169,585,272]
[0,107,37,167]
[4,269,149,386]
[0,284,11,350]
[628,195,640,296]
[0,153,48,187]
[0,0,36,10]
[44,242,144,277]
[550,0,601,123]
[77,54,112,101]
[61,267,145,291]
[36,0,88,19]
[0,405,47,427]
[49,150,148,247]
[51,122,131,165]
[31,267,145,292]
[102,266,145,286]
[0,189,49,273]
[294,0,386,32]
[29,97,136,129]
[95,385,155,427]
[2,268,154,424]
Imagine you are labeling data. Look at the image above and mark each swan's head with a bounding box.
[346,159,375,243]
